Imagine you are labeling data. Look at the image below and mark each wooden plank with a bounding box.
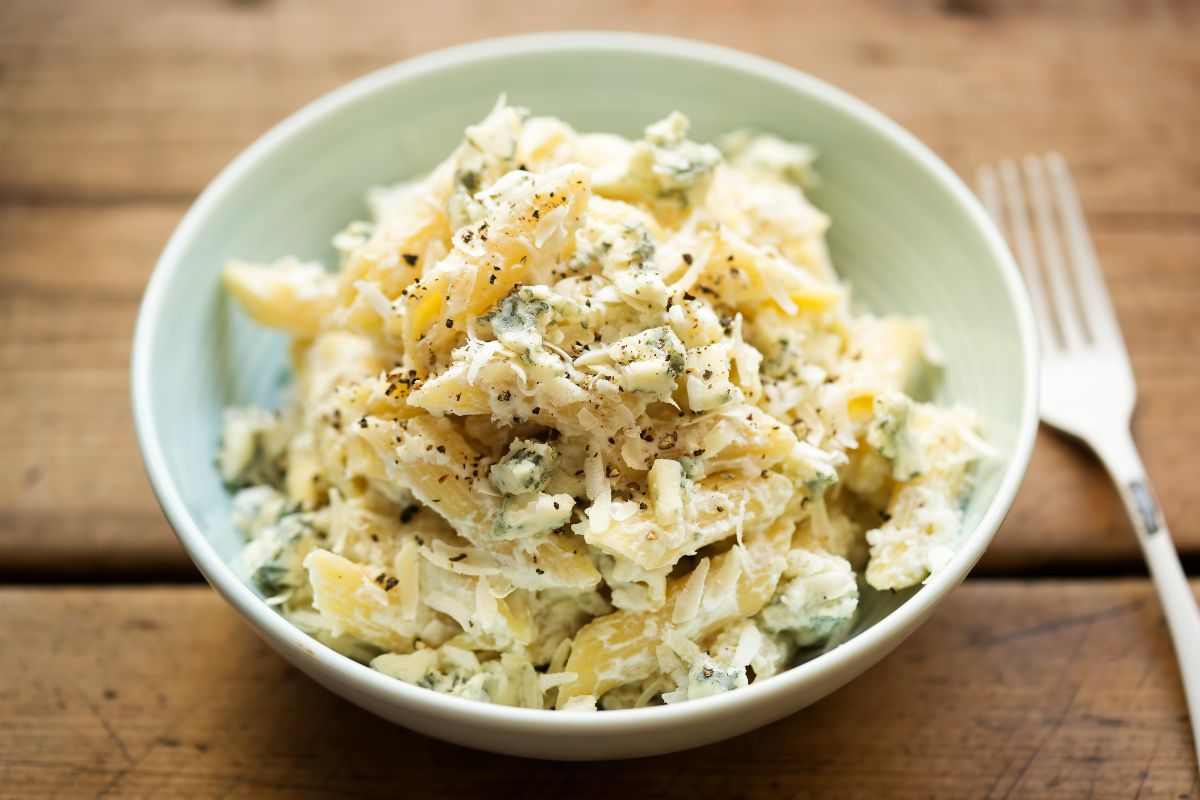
[0,204,191,578]
[2,0,1199,212]
[0,581,1195,797]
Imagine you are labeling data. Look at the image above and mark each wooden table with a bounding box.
[2,1,1197,796]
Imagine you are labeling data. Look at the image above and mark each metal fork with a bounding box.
[978,154,1200,767]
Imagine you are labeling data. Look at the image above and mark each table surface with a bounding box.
[1,0,1197,796]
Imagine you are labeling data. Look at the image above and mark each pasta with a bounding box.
[218,99,988,710]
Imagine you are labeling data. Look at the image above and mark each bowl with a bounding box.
[131,32,1038,760]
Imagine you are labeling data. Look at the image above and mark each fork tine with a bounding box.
[1045,153,1129,355]
[1023,155,1088,351]
[987,160,1057,352]
[975,163,1004,228]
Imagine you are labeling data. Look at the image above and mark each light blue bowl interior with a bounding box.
[144,43,1027,646]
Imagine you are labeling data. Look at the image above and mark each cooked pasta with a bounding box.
[218,99,988,710]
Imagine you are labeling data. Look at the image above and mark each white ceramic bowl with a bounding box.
[132,32,1038,760]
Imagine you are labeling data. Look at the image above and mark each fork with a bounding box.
[977,154,1200,767]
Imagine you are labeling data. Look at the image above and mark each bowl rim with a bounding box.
[131,31,1039,736]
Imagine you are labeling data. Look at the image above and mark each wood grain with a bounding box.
[0,581,1196,798]
[0,205,190,578]
[1,0,1198,578]
[3,0,1199,212]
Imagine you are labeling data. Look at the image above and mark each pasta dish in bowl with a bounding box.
[218,100,989,712]
[131,33,1036,758]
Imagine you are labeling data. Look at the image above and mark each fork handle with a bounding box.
[1093,430,1200,768]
